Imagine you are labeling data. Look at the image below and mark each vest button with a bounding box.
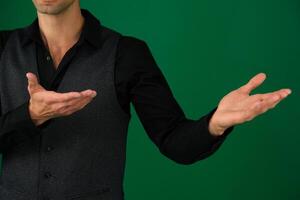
[45,146,53,152]
[46,55,51,61]
[44,171,52,178]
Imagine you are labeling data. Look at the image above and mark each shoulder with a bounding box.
[98,24,151,54]
[116,35,153,62]
[0,28,26,58]
[0,30,15,59]
[0,30,14,48]
[0,28,24,46]
[114,34,162,86]
[118,35,149,52]
[119,35,147,45]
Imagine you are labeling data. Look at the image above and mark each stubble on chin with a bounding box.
[33,0,76,15]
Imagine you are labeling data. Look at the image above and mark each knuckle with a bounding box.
[254,94,263,101]
[256,103,263,111]
[243,110,252,121]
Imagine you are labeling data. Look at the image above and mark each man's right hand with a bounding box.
[26,72,97,126]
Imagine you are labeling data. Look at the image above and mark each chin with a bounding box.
[33,0,76,15]
[36,7,63,15]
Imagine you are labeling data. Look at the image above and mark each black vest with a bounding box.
[0,21,131,200]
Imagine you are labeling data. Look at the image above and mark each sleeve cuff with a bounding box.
[202,106,234,143]
[6,100,41,135]
[194,106,235,159]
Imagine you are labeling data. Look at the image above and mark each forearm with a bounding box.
[158,107,234,165]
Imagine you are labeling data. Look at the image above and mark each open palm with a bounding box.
[209,73,292,135]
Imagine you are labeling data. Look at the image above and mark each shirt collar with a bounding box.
[21,9,103,49]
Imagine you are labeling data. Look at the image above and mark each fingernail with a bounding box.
[282,93,288,98]
[287,89,292,95]
[92,92,97,97]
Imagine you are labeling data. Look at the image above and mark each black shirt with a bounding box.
[0,9,234,163]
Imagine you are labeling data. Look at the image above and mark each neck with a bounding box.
[37,3,84,49]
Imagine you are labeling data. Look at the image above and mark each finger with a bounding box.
[242,92,274,109]
[270,92,291,108]
[41,89,96,105]
[250,89,291,115]
[269,96,284,109]
[48,91,83,103]
[77,96,94,109]
[277,88,292,98]
[26,72,39,88]
[251,88,292,102]
[80,89,97,97]
[56,90,96,103]
[26,72,45,93]
[235,88,291,124]
[238,72,266,94]
[48,95,87,114]
[52,91,95,108]
[256,95,279,114]
[261,89,291,110]
[64,94,93,107]
[252,98,277,116]
[240,97,275,122]
[62,96,94,116]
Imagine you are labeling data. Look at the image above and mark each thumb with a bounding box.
[238,72,267,94]
[26,72,45,94]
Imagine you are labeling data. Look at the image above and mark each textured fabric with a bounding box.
[0,9,234,200]
[0,17,130,200]
[0,10,234,164]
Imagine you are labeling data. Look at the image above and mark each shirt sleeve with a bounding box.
[115,36,234,165]
[0,101,41,152]
[0,30,41,153]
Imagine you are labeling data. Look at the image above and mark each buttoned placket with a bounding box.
[35,39,83,200]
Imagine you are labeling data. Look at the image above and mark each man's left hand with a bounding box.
[208,72,292,136]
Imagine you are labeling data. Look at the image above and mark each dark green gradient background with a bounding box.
[0,0,299,199]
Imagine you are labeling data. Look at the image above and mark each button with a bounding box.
[44,171,52,178]
[46,55,51,61]
[45,146,53,152]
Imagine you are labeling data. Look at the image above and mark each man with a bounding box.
[0,0,291,199]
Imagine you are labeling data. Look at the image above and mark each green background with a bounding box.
[0,0,299,199]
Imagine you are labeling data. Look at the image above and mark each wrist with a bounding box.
[28,101,48,126]
[208,112,226,137]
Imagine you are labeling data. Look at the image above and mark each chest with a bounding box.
[47,45,74,70]
[0,39,117,116]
